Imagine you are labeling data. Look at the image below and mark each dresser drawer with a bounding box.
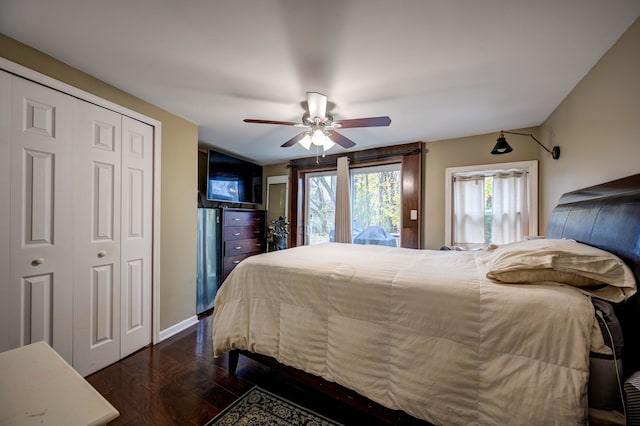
[224,238,265,256]
[220,208,267,280]
[224,225,264,241]
[223,209,265,226]
[223,253,251,278]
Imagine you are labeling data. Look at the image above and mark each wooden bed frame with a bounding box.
[228,349,419,423]
[227,173,640,423]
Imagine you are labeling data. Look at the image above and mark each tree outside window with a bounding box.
[305,164,401,246]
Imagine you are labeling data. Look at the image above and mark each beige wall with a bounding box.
[0,34,199,330]
[263,162,290,179]
[422,17,640,249]
[422,129,540,249]
[538,17,640,230]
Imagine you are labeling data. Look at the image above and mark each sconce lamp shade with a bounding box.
[491,132,513,154]
[491,130,560,159]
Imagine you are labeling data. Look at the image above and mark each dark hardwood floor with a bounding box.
[87,313,431,426]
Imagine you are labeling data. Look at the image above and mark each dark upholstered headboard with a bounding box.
[546,173,640,377]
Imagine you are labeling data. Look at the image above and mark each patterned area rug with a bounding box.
[205,386,343,425]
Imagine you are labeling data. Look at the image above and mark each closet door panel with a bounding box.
[0,71,10,352]
[120,116,153,357]
[8,77,75,363]
[74,100,122,376]
[22,274,53,343]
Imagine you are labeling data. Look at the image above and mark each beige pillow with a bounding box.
[489,269,601,287]
[485,238,637,302]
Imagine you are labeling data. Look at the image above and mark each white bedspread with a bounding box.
[213,243,595,425]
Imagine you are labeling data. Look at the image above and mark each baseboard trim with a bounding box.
[159,315,199,342]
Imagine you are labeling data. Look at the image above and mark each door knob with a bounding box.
[32,258,45,266]
[97,250,107,258]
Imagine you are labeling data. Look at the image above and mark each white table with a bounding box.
[0,341,119,426]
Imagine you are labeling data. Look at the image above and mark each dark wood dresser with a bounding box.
[221,208,267,280]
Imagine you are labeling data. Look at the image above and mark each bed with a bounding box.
[213,173,640,425]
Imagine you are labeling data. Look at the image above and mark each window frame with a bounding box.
[288,142,422,249]
[444,160,538,246]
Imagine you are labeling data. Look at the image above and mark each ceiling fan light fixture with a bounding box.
[322,138,335,151]
[307,92,327,121]
[311,128,327,146]
[299,133,312,150]
[244,92,391,151]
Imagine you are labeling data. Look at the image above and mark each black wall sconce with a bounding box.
[491,130,560,159]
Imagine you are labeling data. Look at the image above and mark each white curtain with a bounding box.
[334,156,352,243]
[453,175,485,246]
[491,171,528,244]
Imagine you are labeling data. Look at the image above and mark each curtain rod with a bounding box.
[287,147,421,168]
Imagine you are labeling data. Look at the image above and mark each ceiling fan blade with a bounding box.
[244,119,299,126]
[307,92,327,120]
[333,116,391,129]
[281,132,308,147]
[327,130,356,148]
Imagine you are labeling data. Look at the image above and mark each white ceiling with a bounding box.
[1,1,639,165]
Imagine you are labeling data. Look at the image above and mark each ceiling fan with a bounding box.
[243,92,391,152]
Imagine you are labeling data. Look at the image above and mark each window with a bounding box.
[304,164,402,247]
[445,161,538,248]
[351,164,401,247]
[305,171,337,245]
[289,142,422,249]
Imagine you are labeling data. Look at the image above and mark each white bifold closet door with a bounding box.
[73,101,122,375]
[7,76,76,363]
[0,70,153,376]
[119,116,153,359]
[73,102,153,376]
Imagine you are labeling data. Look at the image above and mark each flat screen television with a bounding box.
[206,150,263,204]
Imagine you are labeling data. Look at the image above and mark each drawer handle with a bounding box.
[253,217,261,221]
[232,218,241,221]
[253,230,260,234]
[233,260,241,264]
[234,246,242,250]
[256,243,262,247]
[233,232,241,236]
[32,257,45,266]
